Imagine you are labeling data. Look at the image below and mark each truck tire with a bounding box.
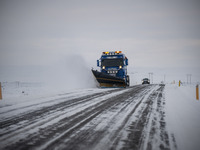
[126,75,130,87]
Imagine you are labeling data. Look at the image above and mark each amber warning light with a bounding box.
[103,51,122,55]
[115,51,122,54]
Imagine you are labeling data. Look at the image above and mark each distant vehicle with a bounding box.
[92,51,129,88]
[142,78,150,84]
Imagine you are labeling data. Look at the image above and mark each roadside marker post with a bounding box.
[179,80,181,87]
[0,82,2,100]
[196,84,199,100]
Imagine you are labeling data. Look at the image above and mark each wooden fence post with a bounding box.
[196,84,199,100]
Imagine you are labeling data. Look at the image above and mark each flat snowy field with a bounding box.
[165,84,200,150]
[0,82,200,150]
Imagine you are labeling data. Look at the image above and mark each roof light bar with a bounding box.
[103,51,122,55]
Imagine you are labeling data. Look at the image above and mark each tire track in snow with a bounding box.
[125,84,177,150]
[0,89,121,131]
[0,84,177,150]
[45,85,153,150]
[40,85,155,150]
[0,89,125,136]
[0,85,146,150]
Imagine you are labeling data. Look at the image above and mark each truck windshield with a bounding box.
[101,58,123,67]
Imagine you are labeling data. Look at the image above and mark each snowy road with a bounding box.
[0,84,176,150]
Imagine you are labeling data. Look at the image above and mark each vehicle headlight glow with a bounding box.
[119,66,122,69]
[102,66,105,69]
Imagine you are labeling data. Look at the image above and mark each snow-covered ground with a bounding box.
[0,81,108,109]
[165,83,200,150]
[0,82,200,150]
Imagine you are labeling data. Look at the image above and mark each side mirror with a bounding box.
[97,60,99,67]
[125,59,128,65]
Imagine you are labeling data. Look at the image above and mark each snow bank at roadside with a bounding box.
[165,84,200,150]
[0,81,102,108]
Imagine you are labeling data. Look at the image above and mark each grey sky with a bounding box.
[0,0,200,82]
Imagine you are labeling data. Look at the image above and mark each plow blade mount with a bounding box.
[92,70,126,88]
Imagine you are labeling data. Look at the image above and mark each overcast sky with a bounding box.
[0,0,200,82]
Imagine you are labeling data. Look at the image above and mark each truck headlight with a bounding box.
[102,66,105,69]
[119,66,122,69]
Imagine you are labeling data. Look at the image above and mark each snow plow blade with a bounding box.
[92,70,126,88]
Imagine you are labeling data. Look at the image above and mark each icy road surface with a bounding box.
[0,84,176,150]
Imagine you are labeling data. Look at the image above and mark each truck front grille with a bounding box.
[107,70,118,74]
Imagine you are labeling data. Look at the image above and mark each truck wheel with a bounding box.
[126,75,130,87]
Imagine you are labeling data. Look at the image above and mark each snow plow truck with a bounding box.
[92,51,129,88]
